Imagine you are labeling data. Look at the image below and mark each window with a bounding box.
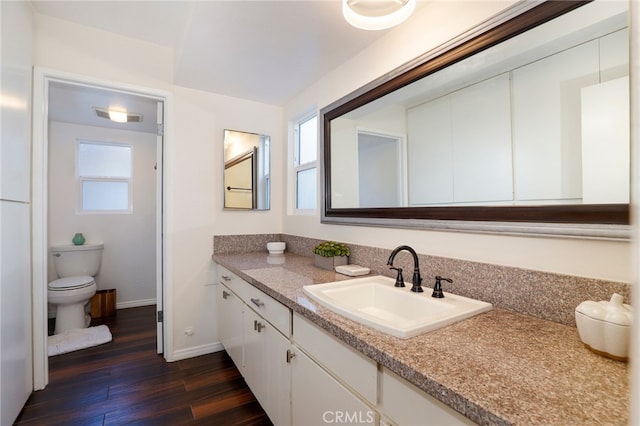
[294,114,318,210]
[77,141,132,212]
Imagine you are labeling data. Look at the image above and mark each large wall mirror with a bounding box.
[321,0,630,238]
[223,129,270,210]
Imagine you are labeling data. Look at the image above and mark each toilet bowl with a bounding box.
[48,242,103,334]
[48,276,97,334]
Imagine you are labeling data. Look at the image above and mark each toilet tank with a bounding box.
[51,242,104,278]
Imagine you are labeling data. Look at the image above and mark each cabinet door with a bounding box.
[0,1,31,202]
[450,73,513,203]
[512,40,599,202]
[217,284,243,369]
[581,76,629,204]
[293,312,377,404]
[244,309,291,426]
[263,322,290,426]
[407,73,512,205]
[291,348,376,426]
[407,96,453,205]
[380,368,474,426]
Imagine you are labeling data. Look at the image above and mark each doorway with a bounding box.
[357,130,406,208]
[32,68,168,389]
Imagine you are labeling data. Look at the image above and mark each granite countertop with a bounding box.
[212,252,629,426]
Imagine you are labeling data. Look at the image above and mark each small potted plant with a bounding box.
[313,241,350,270]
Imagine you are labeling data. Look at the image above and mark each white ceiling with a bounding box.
[34,1,421,133]
[32,1,411,106]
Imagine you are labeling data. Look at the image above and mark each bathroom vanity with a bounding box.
[213,252,629,425]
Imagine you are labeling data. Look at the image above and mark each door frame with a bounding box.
[31,67,171,389]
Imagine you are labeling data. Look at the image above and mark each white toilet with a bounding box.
[48,242,103,334]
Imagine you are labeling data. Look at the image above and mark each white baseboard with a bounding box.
[116,298,156,309]
[168,342,224,361]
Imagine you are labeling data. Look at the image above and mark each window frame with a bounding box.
[76,140,134,214]
[293,112,318,213]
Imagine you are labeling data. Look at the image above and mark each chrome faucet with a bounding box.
[386,245,423,292]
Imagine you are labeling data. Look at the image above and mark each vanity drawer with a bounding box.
[293,312,377,404]
[219,266,291,337]
[239,281,291,337]
[218,266,241,287]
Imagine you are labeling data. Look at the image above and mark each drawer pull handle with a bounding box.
[221,275,232,281]
[251,298,264,308]
[222,290,230,299]
[286,349,296,363]
[255,321,265,333]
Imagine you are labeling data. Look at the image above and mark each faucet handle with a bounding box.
[389,266,405,287]
[432,276,452,298]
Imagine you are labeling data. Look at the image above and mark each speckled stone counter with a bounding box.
[212,251,629,426]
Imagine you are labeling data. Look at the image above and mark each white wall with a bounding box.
[169,86,282,356]
[33,14,283,358]
[283,0,631,283]
[47,121,157,307]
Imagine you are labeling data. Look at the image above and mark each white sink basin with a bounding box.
[303,275,492,339]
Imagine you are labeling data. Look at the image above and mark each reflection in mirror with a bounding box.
[323,0,630,233]
[223,129,270,210]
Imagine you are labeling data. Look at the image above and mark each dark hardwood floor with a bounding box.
[15,305,272,425]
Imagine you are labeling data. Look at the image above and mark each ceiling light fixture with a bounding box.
[343,0,416,31]
[108,110,128,123]
[93,107,142,123]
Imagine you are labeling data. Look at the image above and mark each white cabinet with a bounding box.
[407,73,512,206]
[243,308,291,426]
[291,348,376,426]
[450,73,513,204]
[0,0,32,202]
[407,96,453,205]
[216,283,243,369]
[291,312,378,425]
[380,368,475,426]
[1,2,33,424]
[512,40,599,202]
[232,273,291,336]
[580,76,629,204]
[216,267,291,426]
[216,264,481,426]
[293,312,377,404]
[0,202,32,425]
[407,29,627,207]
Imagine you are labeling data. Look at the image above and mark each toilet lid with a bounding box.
[49,276,95,290]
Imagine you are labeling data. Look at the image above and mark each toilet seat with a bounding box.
[48,276,95,291]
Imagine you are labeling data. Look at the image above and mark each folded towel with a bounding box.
[48,325,112,356]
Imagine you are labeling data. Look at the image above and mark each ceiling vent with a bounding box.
[94,107,143,123]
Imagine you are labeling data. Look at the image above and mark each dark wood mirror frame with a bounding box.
[321,0,629,227]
